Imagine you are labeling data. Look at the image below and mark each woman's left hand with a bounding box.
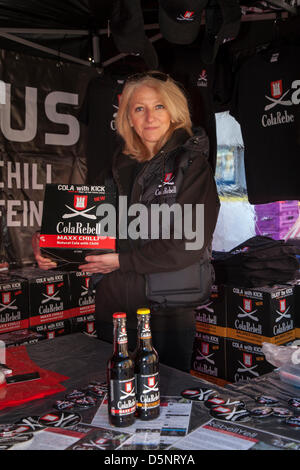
[78,253,120,274]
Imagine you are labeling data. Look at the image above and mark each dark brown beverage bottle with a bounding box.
[107,312,136,427]
[133,308,160,420]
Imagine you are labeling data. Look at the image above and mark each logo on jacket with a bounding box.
[177,11,195,21]
[155,173,176,196]
[197,69,208,87]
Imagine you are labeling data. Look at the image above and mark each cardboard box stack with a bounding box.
[191,285,228,386]
[0,267,96,346]
[190,283,296,386]
[0,272,29,334]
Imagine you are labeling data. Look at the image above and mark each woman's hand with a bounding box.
[32,232,57,270]
[78,253,120,274]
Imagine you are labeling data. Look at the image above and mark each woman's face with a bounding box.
[128,85,172,154]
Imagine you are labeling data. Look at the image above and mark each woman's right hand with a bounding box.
[32,232,57,270]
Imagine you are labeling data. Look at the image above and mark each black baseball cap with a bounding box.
[201,0,241,64]
[159,0,208,45]
[110,0,158,69]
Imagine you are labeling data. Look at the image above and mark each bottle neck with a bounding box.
[137,314,153,350]
[113,318,129,357]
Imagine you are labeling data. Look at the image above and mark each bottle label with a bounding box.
[136,372,160,410]
[139,320,151,339]
[117,326,128,344]
[109,378,136,416]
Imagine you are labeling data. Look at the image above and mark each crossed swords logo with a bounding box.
[264,87,292,111]
[196,301,214,313]
[237,360,259,377]
[214,405,249,422]
[0,298,17,313]
[120,384,135,401]
[42,289,61,304]
[62,204,96,220]
[238,305,259,322]
[275,304,291,322]
[195,348,215,365]
[142,380,159,395]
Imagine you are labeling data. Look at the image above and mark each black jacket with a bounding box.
[95,127,220,327]
[113,127,220,275]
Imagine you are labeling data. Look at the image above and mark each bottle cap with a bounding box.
[137,308,150,315]
[113,312,127,319]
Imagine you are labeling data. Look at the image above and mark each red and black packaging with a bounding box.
[226,284,295,345]
[0,273,29,333]
[66,271,95,318]
[190,330,227,385]
[40,184,116,267]
[11,267,71,328]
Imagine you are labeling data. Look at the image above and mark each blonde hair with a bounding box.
[115,73,193,162]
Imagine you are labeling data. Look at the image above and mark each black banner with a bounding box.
[0,49,98,265]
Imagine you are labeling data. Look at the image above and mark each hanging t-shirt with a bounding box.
[230,44,300,204]
[161,45,217,173]
[79,71,127,184]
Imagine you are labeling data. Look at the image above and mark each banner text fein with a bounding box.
[0,161,52,227]
[0,81,80,146]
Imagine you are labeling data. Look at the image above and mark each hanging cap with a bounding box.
[159,0,208,45]
[113,312,127,319]
[137,308,151,315]
[110,0,159,69]
[200,0,241,64]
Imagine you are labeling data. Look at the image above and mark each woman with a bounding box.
[34,72,220,372]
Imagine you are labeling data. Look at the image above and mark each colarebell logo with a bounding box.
[237,298,259,322]
[195,342,215,365]
[197,69,208,87]
[62,196,96,220]
[41,284,61,304]
[275,298,291,323]
[0,292,17,312]
[143,376,159,394]
[237,353,259,377]
[121,381,135,400]
[262,78,300,127]
[265,79,292,111]
[177,11,195,21]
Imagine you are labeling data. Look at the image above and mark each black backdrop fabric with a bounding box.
[0,49,98,265]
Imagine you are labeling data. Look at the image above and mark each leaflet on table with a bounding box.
[168,418,300,451]
[12,423,132,451]
[91,396,193,450]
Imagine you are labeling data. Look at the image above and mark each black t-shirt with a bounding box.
[79,71,127,184]
[161,45,217,173]
[230,44,300,204]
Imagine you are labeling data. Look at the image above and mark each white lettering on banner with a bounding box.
[0,200,43,227]
[0,161,52,226]
[0,84,37,142]
[0,82,79,146]
[44,91,79,146]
